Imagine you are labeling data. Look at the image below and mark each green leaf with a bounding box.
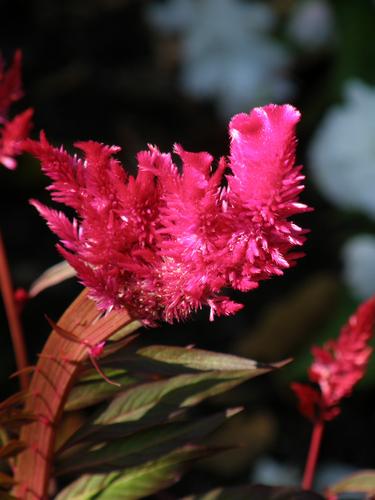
[108,320,142,342]
[56,445,213,500]
[29,260,76,298]
[57,409,240,475]
[55,471,120,500]
[64,373,137,411]
[136,345,264,371]
[77,368,127,383]
[63,364,271,448]
[326,470,375,494]
[104,345,281,377]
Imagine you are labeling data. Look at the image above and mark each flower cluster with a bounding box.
[0,51,33,170]
[292,295,375,422]
[26,104,308,324]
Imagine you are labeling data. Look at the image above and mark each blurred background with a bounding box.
[1,0,375,494]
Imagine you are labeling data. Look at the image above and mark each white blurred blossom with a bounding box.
[309,80,375,219]
[252,457,299,486]
[147,0,293,118]
[342,234,375,300]
[287,0,335,50]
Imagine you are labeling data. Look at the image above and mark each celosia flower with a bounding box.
[0,50,33,169]
[26,104,308,324]
[292,296,375,422]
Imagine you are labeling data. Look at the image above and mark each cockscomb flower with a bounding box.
[0,50,33,170]
[26,104,308,324]
[292,295,375,422]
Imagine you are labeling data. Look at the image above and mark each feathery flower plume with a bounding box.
[25,104,308,324]
[0,50,33,170]
[292,296,375,489]
[292,295,375,421]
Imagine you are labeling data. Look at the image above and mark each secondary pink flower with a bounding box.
[0,50,33,169]
[292,295,375,422]
[26,104,308,324]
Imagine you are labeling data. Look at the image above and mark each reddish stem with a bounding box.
[302,420,325,490]
[0,230,29,390]
[13,290,134,499]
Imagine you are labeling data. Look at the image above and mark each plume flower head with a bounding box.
[0,50,33,169]
[26,104,308,324]
[292,296,375,422]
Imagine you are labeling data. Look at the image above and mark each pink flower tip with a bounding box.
[89,341,106,358]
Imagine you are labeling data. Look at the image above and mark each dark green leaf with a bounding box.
[56,445,214,500]
[57,409,240,475]
[64,373,137,411]
[63,366,269,448]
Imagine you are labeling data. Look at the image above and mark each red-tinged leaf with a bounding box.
[0,391,28,410]
[9,366,36,380]
[0,440,26,460]
[29,260,76,298]
[0,471,15,487]
[325,470,375,495]
[44,316,83,344]
[0,410,37,429]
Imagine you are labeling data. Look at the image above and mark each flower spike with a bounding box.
[26,104,308,324]
[0,51,33,169]
[292,295,375,422]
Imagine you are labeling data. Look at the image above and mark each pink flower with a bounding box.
[292,296,375,422]
[0,50,33,169]
[26,104,308,324]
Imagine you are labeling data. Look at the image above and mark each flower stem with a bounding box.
[13,290,135,499]
[302,420,324,490]
[0,230,29,390]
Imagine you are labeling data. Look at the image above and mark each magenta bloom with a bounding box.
[0,50,33,169]
[292,295,375,422]
[26,104,308,324]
